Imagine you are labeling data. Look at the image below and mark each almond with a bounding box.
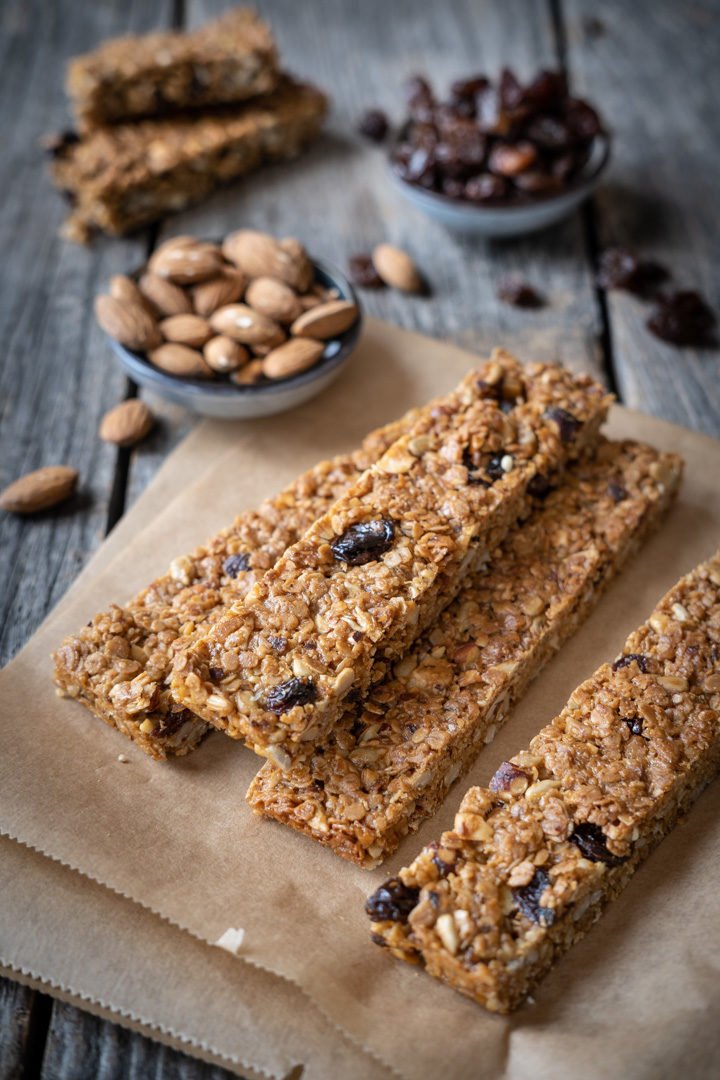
[290,299,359,340]
[372,243,423,292]
[222,230,312,290]
[279,237,314,292]
[95,295,162,351]
[138,273,192,316]
[148,343,213,379]
[209,303,282,346]
[159,314,212,348]
[230,358,265,386]
[191,268,247,318]
[262,338,324,380]
[99,399,154,447]
[245,277,303,324]
[203,336,249,374]
[109,274,151,312]
[250,330,287,357]
[0,465,78,515]
[148,240,223,284]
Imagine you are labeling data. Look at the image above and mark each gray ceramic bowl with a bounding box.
[105,259,362,419]
[389,134,610,238]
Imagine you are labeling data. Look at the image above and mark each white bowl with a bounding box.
[389,135,610,238]
[105,260,362,419]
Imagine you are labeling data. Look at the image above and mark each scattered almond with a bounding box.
[291,299,359,340]
[209,303,283,346]
[372,243,423,292]
[94,295,162,351]
[148,240,223,284]
[99,399,154,447]
[245,277,303,325]
[222,230,312,291]
[230,358,266,385]
[159,313,212,348]
[191,268,247,318]
[203,336,249,374]
[0,465,78,515]
[262,338,324,380]
[138,273,192,317]
[148,343,212,378]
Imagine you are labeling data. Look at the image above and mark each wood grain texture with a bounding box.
[563,0,720,435]
[0,978,37,1079]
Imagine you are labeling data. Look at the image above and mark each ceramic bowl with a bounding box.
[105,260,362,419]
[389,133,611,238]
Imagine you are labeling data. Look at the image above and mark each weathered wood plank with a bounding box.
[0,977,39,1079]
[563,0,720,435]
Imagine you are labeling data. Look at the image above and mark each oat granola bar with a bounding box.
[171,353,611,763]
[248,441,682,866]
[52,413,422,759]
[367,550,720,1012]
[49,78,326,242]
[67,8,278,129]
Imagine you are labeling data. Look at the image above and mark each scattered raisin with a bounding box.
[223,553,250,578]
[358,108,389,143]
[570,822,625,866]
[497,276,545,308]
[647,290,717,347]
[596,248,668,296]
[365,878,420,922]
[331,519,395,566]
[544,406,581,442]
[268,635,287,653]
[513,869,555,926]
[612,653,649,673]
[348,253,385,289]
[265,677,317,714]
[608,482,628,503]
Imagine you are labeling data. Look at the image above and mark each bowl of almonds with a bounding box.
[95,230,362,419]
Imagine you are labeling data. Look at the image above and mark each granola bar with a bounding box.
[49,79,327,242]
[367,550,720,1012]
[171,353,611,763]
[248,441,682,866]
[52,413,420,759]
[67,8,279,129]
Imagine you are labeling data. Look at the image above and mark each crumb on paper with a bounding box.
[117,753,129,763]
[215,927,246,954]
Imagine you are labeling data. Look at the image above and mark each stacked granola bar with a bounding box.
[48,8,326,240]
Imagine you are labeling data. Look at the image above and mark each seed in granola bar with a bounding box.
[209,665,225,683]
[358,108,390,143]
[612,653,649,673]
[331,519,395,566]
[570,822,625,866]
[647,290,717,347]
[265,677,317,714]
[348,253,385,289]
[623,715,644,736]
[223,553,250,578]
[608,482,628,503]
[497,277,545,309]
[596,248,668,296]
[365,877,420,923]
[544,406,581,443]
[527,473,553,499]
[268,635,288,654]
[489,761,530,794]
[513,868,555,926]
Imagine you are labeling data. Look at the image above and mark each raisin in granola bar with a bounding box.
[248,441,682,866]
[53,413,423,759]
[367,550,720,1012]
[67,8,279,129]
[49,79,326,242]
[171,353,611,764]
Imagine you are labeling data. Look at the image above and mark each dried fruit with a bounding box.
[148,238,223,284]
[0,465,78,515]
[624,715,644,736]
[222,229,311,291]
[191,268,246,318]
[612,653,649,673]
[94,295,162,351]
[358,108,389,142]
[331,519,395,566]
[372,244,423,293]
[544,406,581,443]
[570,822,625,866]
[159,314,212,348]
[138,273,192,317]
[647,290,717,347]
[513,868,555,926]
[497,277,544,308]
[596,248,668,296]
[608,482,628,503]
[210,303,282,346]
[365,878,420,922]
[148,343,212,378]
[262,339,324,380]
[290,299,359,340]
[223,553,250,578]
[348,254,385,289]
[265,677,317,714]
[203,335,249,374]
[99,399,154,447]
[245,277,303,325]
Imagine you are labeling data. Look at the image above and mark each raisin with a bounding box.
[527,473,553,499]
[464,173,508,203]
[612,653,649,673]
[570,822,625,866]
[223,553,250,578]
[348,253,385,289]
[365,878,420,923]
[331,519,395,566]
[486,454,506,482]
[624,716,644,736]
[608,482,628,503]
[156,706,193,739]
[265,677,317,714]
[544,406,581,442]
[358,108,389,143]
[462,446,490,486]
[209,665,225,682]
[370,932,389,947]
[647,290,717,347]
[268,635,287,653]
[597,248,668,297]
[497,276,544,308]
[513,869,555,926]
[432,852,453,878]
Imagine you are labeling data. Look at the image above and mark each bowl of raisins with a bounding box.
[386,69,610,238]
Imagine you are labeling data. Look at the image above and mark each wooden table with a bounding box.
[1,0,718,1074]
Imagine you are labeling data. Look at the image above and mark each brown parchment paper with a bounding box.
[1,320,720,1079]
